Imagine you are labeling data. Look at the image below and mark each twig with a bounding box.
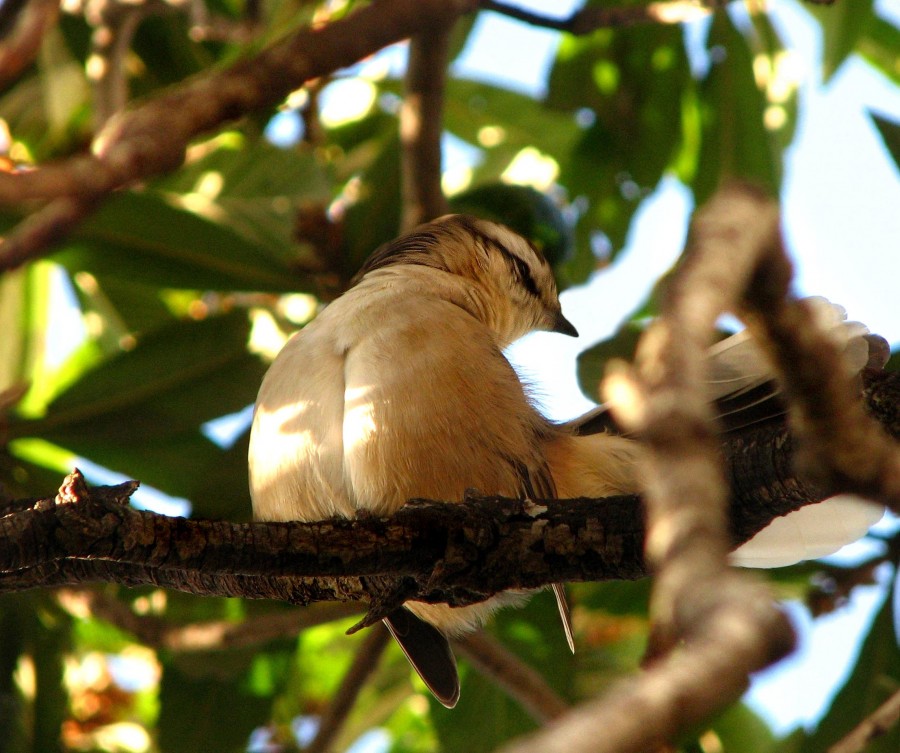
[305,625,391,753]
[455,630,569,722]
[0,197,98,271]
[87,0,162,131]
[828,688,900,753]
[400,23,452,231]
[480,0,723,34]
[55,587,361,652]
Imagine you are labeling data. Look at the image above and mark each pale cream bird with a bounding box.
[248,215,882,707]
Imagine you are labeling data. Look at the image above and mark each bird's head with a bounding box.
[352,215,578,346]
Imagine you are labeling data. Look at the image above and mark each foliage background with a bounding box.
[0,1,898,752]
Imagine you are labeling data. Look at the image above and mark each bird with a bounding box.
[248,214,882,708]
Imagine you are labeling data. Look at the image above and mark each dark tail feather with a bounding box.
[383,608,460,708]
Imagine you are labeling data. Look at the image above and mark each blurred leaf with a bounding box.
[800,576,900,753]
[576,322,644,403]
[703,702,777,753]
[71,273,175,339]
[692,12,781,204]
[7,312,262,517]
[449,183,573,268]
[0,264,52,395]
[16,311,259,437]
[130,15,211,93]
[0,595,31,753]
[341,133,402,276]
[443,78,581,181]
[154,135,333,261]
[805,0,876,82]
[159,654,272,753]
[546,19,690,278]
[53,191,313,293]
[433,592,576,751]
[32,602,70,753]
[870,111,900,175]
[859,15,900,85]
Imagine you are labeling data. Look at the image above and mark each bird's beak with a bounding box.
[552,311,579,337]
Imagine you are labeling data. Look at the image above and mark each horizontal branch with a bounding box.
[1,367,897,621]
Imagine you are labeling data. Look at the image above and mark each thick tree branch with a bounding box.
[0,0,480,273]
[2,358,898,616]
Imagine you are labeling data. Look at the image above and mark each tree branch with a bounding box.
[2,357,898,618]
[400,22,452,231]
[480,0,724,33]
[0,0,480,273]
[0,0,59,89]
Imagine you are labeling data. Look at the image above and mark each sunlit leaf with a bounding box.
[53,191,314,293]
[859,15,900,86]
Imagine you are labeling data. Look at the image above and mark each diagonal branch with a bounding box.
[497,182,891,753]
[0,0,480,273]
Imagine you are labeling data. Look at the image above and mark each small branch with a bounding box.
[827,688,900,753]
[400,22,452,231]
[480,0,723,34]
[454,631,569,722]
[305,626,392,753]
[55,587,361,652]
[0,196,98,271]
[0,0,60,89]
[87,1,158,131]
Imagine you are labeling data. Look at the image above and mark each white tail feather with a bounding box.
[730,496,884,568]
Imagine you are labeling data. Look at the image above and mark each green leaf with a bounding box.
[449,183,573,268]
[158,653,273,753]
[16,311,259,437]
[805,0,876,82]
[576,322,644,403]
[706,702,777,753]
[153,135,333,262]
[433,592,576,751]
[800,577,900,753]
[8,312,263,517]
[53,191,313,293]
[341,133,403,276]
[870,111,900,175]
[443,78,581,180]
[692,12,782,204]
[858,15,900,86]
[545,19,691,277]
